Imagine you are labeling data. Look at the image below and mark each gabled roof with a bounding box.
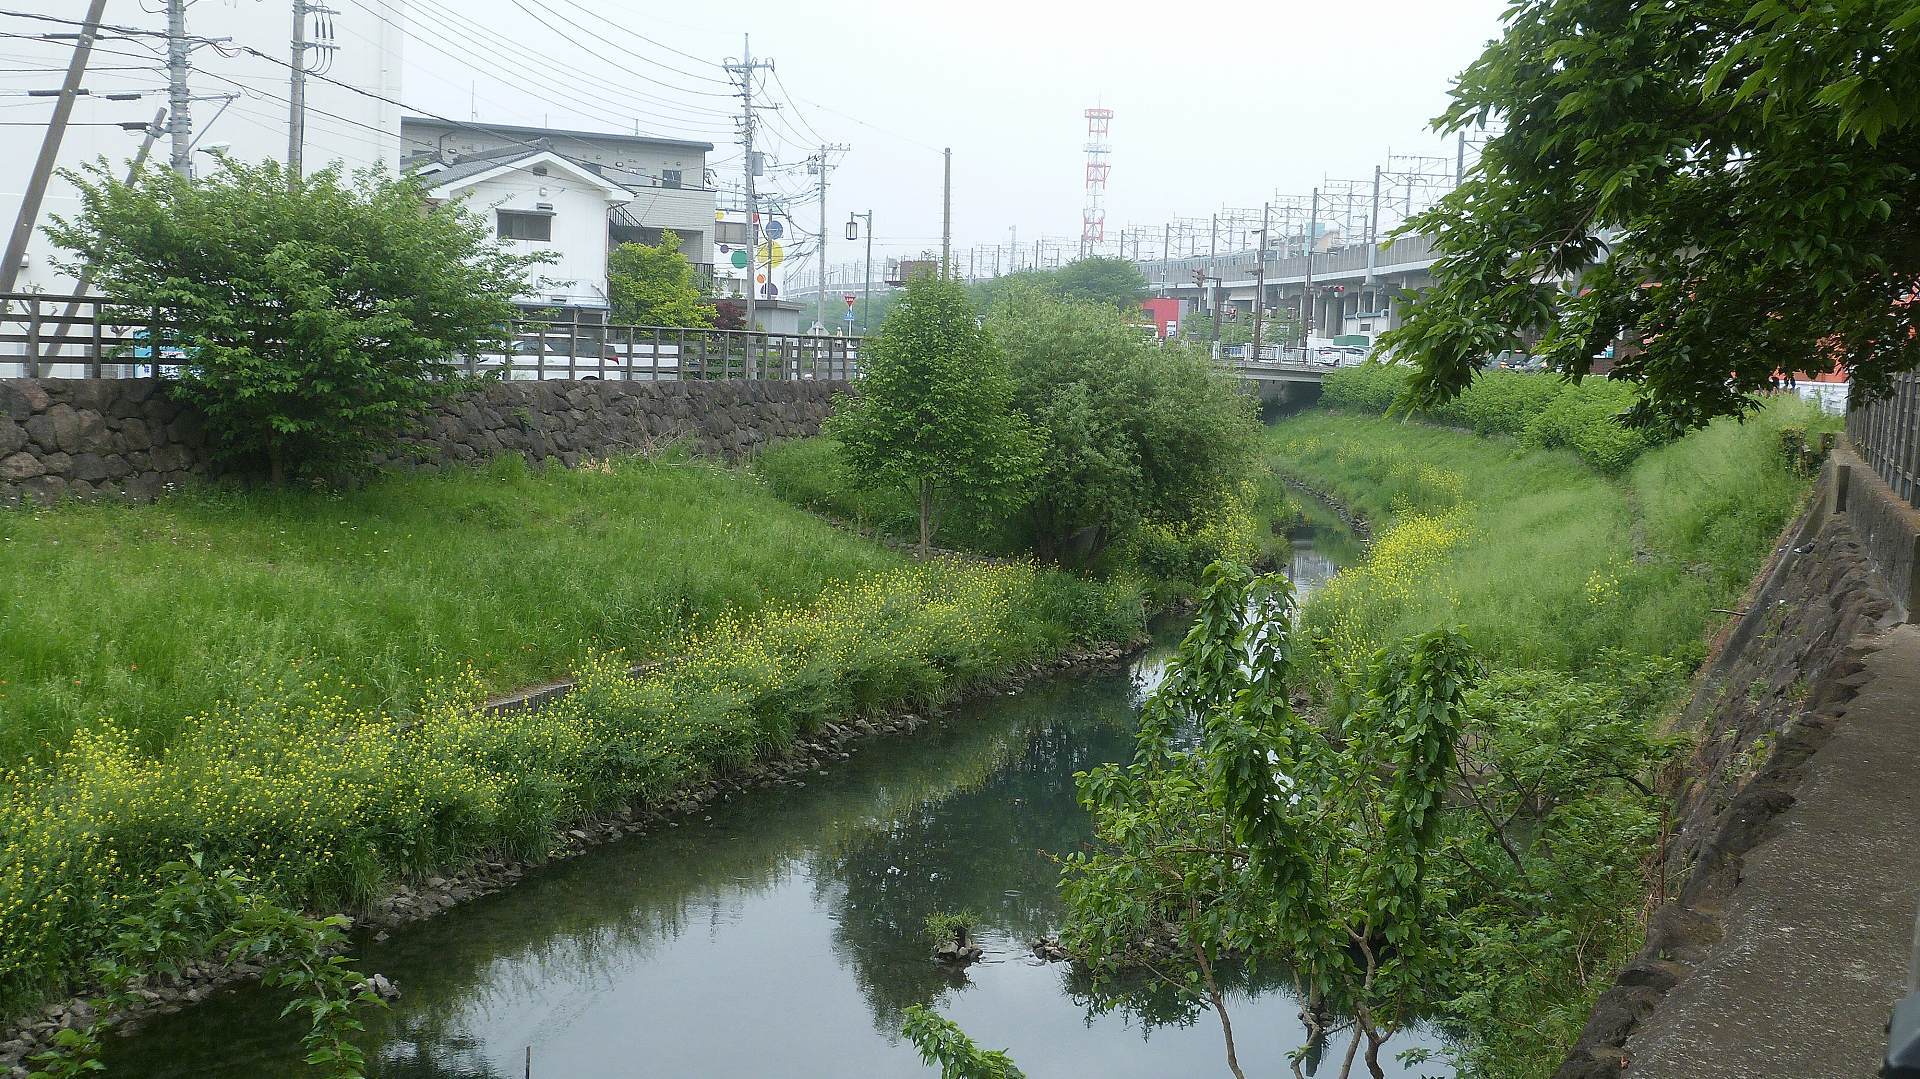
[415,149,632,203]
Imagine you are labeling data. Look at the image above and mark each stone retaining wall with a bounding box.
[1556,459,1901,1078]
[0,378,848,506]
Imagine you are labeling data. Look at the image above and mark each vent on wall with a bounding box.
[536,202,554,211]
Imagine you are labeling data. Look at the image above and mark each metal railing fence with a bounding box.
[1848,370,1920,509]
[0,293,861,383]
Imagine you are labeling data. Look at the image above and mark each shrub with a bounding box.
[47,157,542,483]
[1319,366,1660,473]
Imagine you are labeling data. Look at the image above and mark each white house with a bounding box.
[412,147,631,314]
[400,117,715,282]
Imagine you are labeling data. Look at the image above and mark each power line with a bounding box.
[364,0,734,136]
[401,0,735,121]
[540,0,731,83]
[505,0,736,98]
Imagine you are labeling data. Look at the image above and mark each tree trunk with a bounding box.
[918,476,933,555]
[268,441,286,486]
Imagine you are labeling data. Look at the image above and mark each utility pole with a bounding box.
[809,143,850,332]
[3,0,108,295]
[941,147,952,278]
[288,0,308,177]
[165,0,191,175]
[1304,187,1320,348]
[1009,225,1016,274]
[725,36,774,328]
[1251,201,1269,364]
[1456,130,1466,186]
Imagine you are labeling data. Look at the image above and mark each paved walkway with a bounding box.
[1627,623,1920,1078]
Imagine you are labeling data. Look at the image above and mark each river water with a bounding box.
[103,520,1444,1078]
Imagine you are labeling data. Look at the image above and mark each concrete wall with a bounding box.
[1835,443,1920,621]
[0,378,847,507]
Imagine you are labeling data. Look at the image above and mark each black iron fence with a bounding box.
[1848,370,1920,509]
[0,293,861,383]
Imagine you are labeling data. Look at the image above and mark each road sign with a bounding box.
[843,292,857,308]
[842,310,856,321]
[764,218,784,240]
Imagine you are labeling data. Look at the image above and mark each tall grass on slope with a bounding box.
[0,558,1143,1017]
[0,453,902,767]
[1269,397,1832,676]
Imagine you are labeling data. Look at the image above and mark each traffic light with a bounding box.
[1192,269,1206,285]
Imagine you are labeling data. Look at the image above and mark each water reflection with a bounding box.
[103,520,1440,1078]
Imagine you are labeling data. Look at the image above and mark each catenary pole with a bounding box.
[2,0,108,294]
[1251,201,1269,363]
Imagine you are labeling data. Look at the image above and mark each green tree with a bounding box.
[1386,0,1920,431]
[1061,565,1476,1079]
[826,275,1039,552]
[987,287,1258,562]
[607,229,717,328]
[47,157,540,483]
[1053,256,1150,308]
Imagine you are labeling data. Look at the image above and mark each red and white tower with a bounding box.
[1080,107,1113,258]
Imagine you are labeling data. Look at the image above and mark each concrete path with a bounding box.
[1627,623,1920,1078]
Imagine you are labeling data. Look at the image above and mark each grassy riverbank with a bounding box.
[0,456,1143,1019]
[0,452,910,767]
[1267,396,1834,1077]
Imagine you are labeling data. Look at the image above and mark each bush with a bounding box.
[1320,366,1660,473]
[1518,380,1653,473]
[47,157,542,482]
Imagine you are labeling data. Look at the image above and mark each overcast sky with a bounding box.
[399,0,1513,267]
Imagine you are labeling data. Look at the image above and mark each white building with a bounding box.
[0,0,405,295]
[399,117,715,282]
[413,148,630,312]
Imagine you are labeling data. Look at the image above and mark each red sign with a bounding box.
[843,293,857,308]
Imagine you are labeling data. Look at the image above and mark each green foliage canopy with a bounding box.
[987,287,1259,561]
[1386,0,1920,431]
[46,157,540,482]
[607,229,717,328]
[825,275,1040,550]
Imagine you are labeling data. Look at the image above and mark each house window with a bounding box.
[497,210,552,242]
[661,168,682,189]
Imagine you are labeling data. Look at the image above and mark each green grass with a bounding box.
[0,452,909,766]
[1267,398,1833,674]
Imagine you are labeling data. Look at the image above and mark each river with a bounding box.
[102,514,1445,1078]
